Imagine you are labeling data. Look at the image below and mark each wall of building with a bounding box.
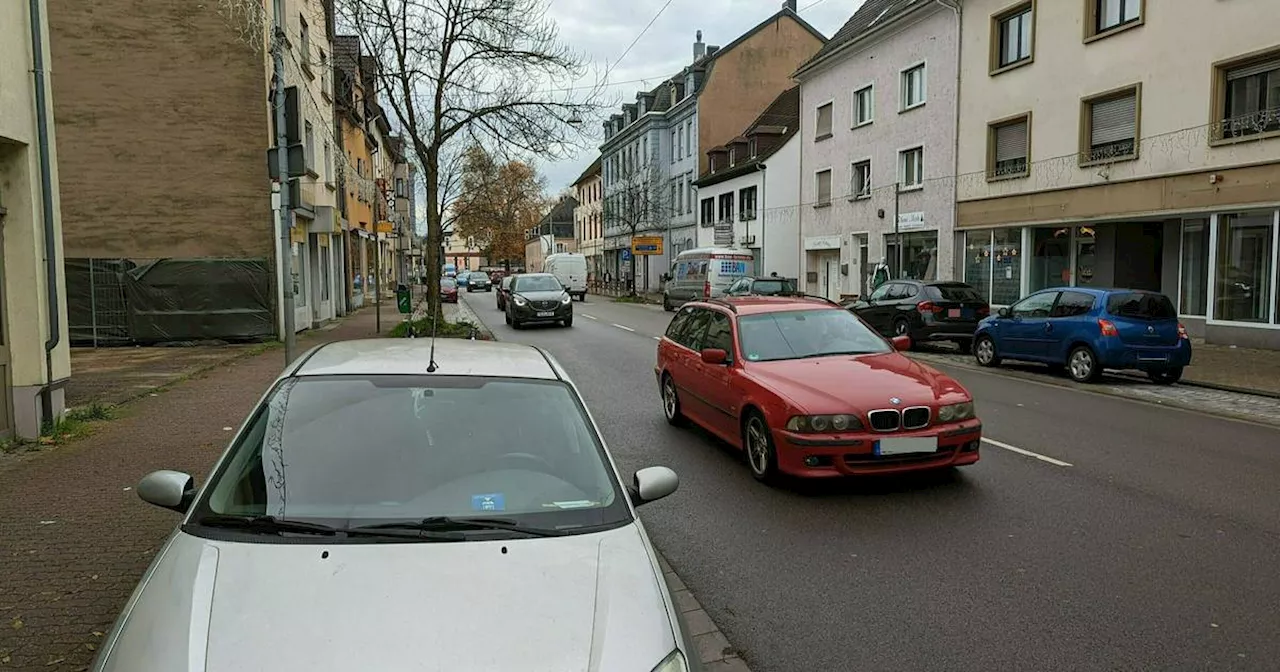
[0,0,71,438]
[47,0,271,259]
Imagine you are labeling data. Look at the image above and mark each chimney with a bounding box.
[784,0,796,11]
[693,30,705,60]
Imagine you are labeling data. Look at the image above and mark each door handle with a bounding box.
[1044,323,1053,332]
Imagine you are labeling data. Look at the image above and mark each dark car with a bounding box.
[845,280,990,352]
[441,277,458,303]
[505,273,573,329]
[724,276,801,297]
[974,287,1191,384]
[467,272,493,292]
[496,275,516,311]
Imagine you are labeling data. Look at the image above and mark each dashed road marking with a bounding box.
[982,438,1073,467]
[612,323,636,332]
[582,314,598,320]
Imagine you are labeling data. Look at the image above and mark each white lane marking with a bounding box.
[982,438,1073,468]
[582,314,598,320]
[653,336,661,341]
[612,323,636,332]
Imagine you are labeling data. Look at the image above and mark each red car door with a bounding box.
[691,309,741,440]
[671,308,715,426]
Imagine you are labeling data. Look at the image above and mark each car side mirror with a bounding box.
[137,470,196,513]
[997,307,1011,318]
[700,348,728,365]
[891,335,912,351]
[629,466,679,506]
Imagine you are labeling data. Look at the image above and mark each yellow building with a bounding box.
[0,0,71,438]
[334,36,377,307]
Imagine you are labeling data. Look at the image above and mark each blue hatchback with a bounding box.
[972,287,1191,384]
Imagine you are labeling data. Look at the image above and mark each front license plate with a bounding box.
[536,311,554,317]
[876,437,938,456]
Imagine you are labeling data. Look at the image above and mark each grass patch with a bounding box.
[390,318,483,339]
[244,340,283,356]
[613,295,652,304]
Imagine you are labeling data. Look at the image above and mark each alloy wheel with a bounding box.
[1069,347,1096,382]
[894,319,909,336]
[746,416,772,478]
[662,376,684,426]
[975,337,996,365]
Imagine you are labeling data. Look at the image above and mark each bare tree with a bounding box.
[602,160,675,295]
[337,0,598,315]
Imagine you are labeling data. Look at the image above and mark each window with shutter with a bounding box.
[989,116,1030,178]
[816,170,832,205]
[1084,88,1138,162]
[1220,56,1280,139]
[816,103,833,139]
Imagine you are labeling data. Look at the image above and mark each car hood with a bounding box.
[747,352,970,413]
[96,524,676,672]
[514,289,568,302]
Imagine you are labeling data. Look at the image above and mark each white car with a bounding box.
[94,339,697,672]
[544,252,589,302]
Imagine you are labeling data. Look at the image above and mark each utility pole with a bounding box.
[892,181,903,280]
[271,0,297,363]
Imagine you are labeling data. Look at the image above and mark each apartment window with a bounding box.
[988,114,1031,179]
[319,50,330,96]
[901,64,926,110]
[304,121,315,173]
[687,175,695,214]
[1081,85,1139,164]
[739,187,757,221]
[1215,51,1280,141]
[323,141,331,181]
[815,169,832,205]
[851,160,872,199]
[1088,0,1141,39]
[685,122,693,157]
[299,16,311,64]
[671,181,680,214]
[815,102,833,140]
[899,147,923,189]
[700,198,715,226]
[853,85,874,126]
[993,3,1034,71]
[718,192,734,222]
[395,177,406,198]
[671,130,678,163]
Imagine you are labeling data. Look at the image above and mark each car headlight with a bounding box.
[785,414,862,433]
[561,293,572,304]
[650,650,688,672]
[513,295,527,307]
[937,401,975,422]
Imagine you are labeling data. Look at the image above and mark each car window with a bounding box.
[665,306,696,345]
[192,375,629,536]
[726,278,749,295]
[1052,291,1096,318]
[868,283,894,301]
[1106,292,1177,320]
[501,277,513,289]
[929,284,985,302]
[749,279,792,295]
[1011,292,1058,318]
[681,309,713,351]
[737,309,891,362]
[441,278,457,289]
[703,311,734,361]
[901,283,920,299]
[513,275,562,292]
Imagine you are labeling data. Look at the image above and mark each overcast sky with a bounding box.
[536,0,865,195]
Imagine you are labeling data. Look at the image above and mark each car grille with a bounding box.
[533,300,558,310]
[902,406,930,430]
[867,410,900,432]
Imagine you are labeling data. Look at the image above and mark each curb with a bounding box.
[461,295,752,670]
[1108,370,1280,399]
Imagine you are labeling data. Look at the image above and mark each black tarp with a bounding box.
[124,258,274,343]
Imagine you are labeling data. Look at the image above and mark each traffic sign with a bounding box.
[632,235,664,255]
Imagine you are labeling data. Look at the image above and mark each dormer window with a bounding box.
[749,139,757,157]
[710,155,717,172]
[729,148,736,166]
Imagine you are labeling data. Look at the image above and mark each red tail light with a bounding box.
[916,301,944,314]
[1177,323,1188,340]
[1098,318,1119,337]
[977,305,991,317]
[704,280,712,298]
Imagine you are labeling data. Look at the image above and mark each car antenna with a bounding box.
[426,284,440,373]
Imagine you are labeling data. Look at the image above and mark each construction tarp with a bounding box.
[123,258,274,343]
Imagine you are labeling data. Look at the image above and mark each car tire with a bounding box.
[563,315,573,327]
[1067,345,1102,383]
[974,335,1001,367]
[893,317,911,343]
[663,296,674,312]
[661,374,686,427]
[956,338,973,355]
[743,412,780,484]
[1149,367,1183,385]
[504,310,512,325]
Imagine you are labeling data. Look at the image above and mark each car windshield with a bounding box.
[190,375,629,537]
[738,309,891,362]
[1107,292,1177,320]
[514,276,562,292]
[441,279,457,289]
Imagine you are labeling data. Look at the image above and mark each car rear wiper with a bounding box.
[352,516,569,537]
[194,514,340,536]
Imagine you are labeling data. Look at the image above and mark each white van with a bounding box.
[544,252,588,301]
[662,247,755,311]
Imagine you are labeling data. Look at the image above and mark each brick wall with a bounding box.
[48,0,272,259]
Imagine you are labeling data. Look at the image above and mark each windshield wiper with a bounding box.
[352,516,569,537]
[195,514,340,536]
[796,350,879,359]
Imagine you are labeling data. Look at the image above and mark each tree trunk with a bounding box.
[424,147,443,321]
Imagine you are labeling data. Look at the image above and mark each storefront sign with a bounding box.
[804,235,841,250]
[632,235,664,255]
[714,221,734,246]
[897,212,925,231]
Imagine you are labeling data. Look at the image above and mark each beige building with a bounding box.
[956,0,1280,348]
[0,0,71,438]
[572,158,603,280]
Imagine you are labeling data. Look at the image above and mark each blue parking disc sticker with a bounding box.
[471,493,505,512]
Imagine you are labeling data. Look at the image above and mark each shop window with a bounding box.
[1213,50,1280,143]
[988,114,1031,179]
[964,231,993,302]
[1081,85,1140,164]
[992,2,1034,73]
[1179,218,1209,315]
[886,231,938,281]
[1213,212,1274,323]
[965,229,1023,305]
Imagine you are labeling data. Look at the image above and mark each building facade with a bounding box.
[0,0,71,439]
[693,86,803,280]
[795,0,961,301]
[600,3,825,293]
[525,196,578,274]
[572,159,603,280]
[956,0,1280,348]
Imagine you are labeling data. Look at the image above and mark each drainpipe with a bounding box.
[29,0,61,426]
[755,163,767,274]
[936,0,963,280]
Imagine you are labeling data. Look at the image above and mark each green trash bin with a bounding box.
[396,288,412,315]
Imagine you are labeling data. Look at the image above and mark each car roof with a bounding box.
[1032,286,1163,297]
[291,339,562,380]
[692,295,841,315]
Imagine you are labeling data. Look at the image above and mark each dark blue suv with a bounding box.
[972,288,1191,384]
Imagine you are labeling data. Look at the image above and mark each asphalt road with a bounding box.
[460,290,1280,672]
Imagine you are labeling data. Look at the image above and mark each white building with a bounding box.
[692,86,803,279]
[794,0,961,301]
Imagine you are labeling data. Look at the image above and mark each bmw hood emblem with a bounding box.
[889,397,901,405]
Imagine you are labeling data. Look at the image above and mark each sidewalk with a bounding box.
[1176,339,1280,397]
